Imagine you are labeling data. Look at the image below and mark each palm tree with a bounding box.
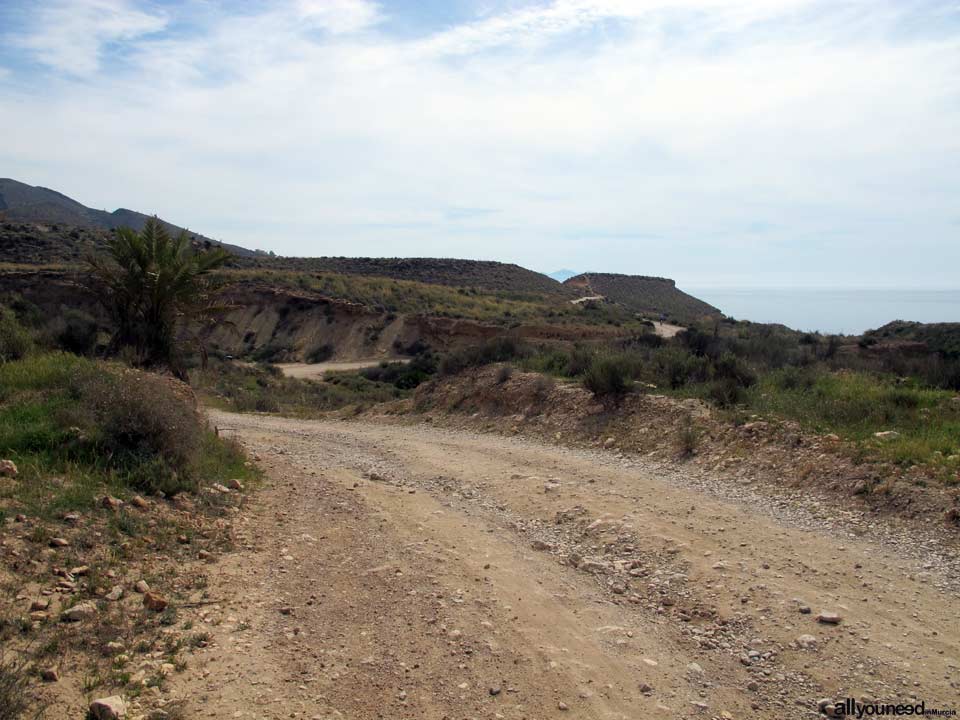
[89,217,231,380]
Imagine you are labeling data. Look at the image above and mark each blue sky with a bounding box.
[1,0,959,288]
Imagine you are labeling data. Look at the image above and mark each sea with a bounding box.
[685,288,960,335]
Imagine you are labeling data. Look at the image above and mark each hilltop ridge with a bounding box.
[564,272,721,324]
[0,178,258,257]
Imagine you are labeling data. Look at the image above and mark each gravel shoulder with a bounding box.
[170,411,960,719]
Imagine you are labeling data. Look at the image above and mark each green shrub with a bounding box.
[251,343,291,363]
[439,337,529,376]
[306,343,334,364]
[67,369,203,494]
[0,308,33,363]
[707,377,745,407]
[0,649,40,720]
[582,355,631,399]
[677,416,699,457]
[56,309,99,355]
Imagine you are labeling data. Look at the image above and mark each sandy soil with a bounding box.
[652,321,685,338]
[272,359,409,380]
[169,412,960,719]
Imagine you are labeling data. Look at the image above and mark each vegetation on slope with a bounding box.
[229,255,571,296]
[431,325,960,481]
[564,272,721,324]
[220,268,646,327]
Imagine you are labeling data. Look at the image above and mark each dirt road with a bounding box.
[273,359,408,380]
[173,412,960,719]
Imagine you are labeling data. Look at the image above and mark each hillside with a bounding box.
[565,272,721,324]
[0,178,258,257]
[863,320,960,357]
[231,255,572,297]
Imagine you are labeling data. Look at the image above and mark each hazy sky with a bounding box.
[1,0,958,288]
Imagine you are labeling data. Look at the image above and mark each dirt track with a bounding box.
[173,411,960,719]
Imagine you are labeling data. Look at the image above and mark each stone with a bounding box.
[101,495,124,510]
[130,495,149,509]
[70,565,90,576]
[796,634,818,649]
[227,478,244,490]
[603,437,617,448]
[30,599,49,611]
[817,611,843,624]
[798,605,812,614]
[49,537,70,548]
[530,539,552,551]
[143,592,168,612]
[89,696,127,720]
[61,601,97,622]
[105,586,124,601]
[873,431,900,441]
[687,662,704,674]
[40,668,59,682]
[14,513,26,522]
[558,702,569,711]
[134,580,150,594]
[211,483,231,494]
[489,686,502,696]
[0,459,18,477]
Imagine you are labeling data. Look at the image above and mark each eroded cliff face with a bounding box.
[0,271,633,363]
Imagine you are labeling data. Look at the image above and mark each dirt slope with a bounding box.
[165,411,960,719]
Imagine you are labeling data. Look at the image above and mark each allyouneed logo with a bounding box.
[822,698,957,718]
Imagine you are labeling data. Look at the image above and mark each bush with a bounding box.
[707,377,746,407]
[712,352,756,388]
[677,416,698,457]
[0,308,33,363]
[251,343,291,363]
[56,309,99,355]
[306,343,335,364]
[582,355,631,399]
[67,368,204,494]
[439,337,529,376]
[0,650,39,720]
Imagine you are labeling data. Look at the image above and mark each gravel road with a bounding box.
[171,411,960,719]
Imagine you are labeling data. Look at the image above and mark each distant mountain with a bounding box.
[0,178,258,257]
[547,269,579,282]
[564,272,721,324]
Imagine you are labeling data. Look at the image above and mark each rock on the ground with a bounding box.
[89,695,127,719]
[143,592,168,611]
[817,611,843,624]
[61,601,98,622]
[0,459,18,477]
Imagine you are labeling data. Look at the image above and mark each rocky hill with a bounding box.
[565,272,721,324]
[0,178,258,257]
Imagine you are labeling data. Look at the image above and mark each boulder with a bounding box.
[0,459,18,477]
[143,592,168,612]
[61,601,97,622]
[89,696,127,719]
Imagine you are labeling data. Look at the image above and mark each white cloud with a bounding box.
[16,0,166,76]
[1,0,959,287]
[297,0,382,34]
